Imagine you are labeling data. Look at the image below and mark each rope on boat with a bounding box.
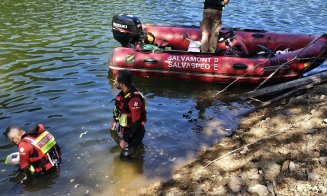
[215,35,326,97]
[253,35,326,91]
[214,45,281,96]
[254,46,327,91]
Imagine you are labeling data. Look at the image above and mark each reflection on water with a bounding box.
[0,0,326,195]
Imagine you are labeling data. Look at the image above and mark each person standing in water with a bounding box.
[110,70,147,159]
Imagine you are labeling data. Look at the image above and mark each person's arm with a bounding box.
[223,0,229,5]
[111,116,118,130]
[122,96,143,142]
[18,142,33,174]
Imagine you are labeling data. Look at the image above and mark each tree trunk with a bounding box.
[240,71,327,100]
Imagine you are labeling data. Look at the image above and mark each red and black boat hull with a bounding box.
[109,24,327,84]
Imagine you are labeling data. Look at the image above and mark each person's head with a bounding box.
[114,70,132,91]
[3,126,25,145]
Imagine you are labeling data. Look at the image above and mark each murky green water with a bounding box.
[0,0,326,195]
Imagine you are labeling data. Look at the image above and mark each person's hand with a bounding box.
[110,121,117,130]
[120,139,128,149]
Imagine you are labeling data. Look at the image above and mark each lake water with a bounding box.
[0,0,326,195]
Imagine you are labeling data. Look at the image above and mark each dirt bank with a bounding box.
[138,83,327,195]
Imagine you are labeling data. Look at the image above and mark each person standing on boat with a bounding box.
[200,0,229,53]
[110,70,147,159]
[3,124,61,180]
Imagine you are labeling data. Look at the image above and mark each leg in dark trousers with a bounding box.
[120,126,145,159]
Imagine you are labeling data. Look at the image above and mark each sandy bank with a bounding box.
[137,83,327,195]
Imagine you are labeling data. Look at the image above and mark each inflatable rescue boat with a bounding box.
[109,14,327,84]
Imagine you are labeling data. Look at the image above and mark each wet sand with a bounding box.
[135,82,327,195]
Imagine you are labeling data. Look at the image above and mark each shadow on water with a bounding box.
[107,70,257,99]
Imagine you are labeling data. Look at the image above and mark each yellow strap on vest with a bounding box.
[31,131,57,154]
[29,165,35,174]
[124,92,131,98]
[118,114,128,127]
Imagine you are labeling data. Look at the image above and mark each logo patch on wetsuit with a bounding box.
[19,148,25,152]
[132,101,140,109]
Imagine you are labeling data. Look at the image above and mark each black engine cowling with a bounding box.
[112,14,143,47]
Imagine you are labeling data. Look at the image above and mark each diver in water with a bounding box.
[3,124,61,182]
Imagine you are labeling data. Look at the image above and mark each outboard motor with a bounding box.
[112,14,143,47]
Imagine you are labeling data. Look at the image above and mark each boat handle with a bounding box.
[233,63,248,70]
[252,33,265,38]
[144,58,159,64]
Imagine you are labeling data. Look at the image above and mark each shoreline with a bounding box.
[136,82,327,195]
